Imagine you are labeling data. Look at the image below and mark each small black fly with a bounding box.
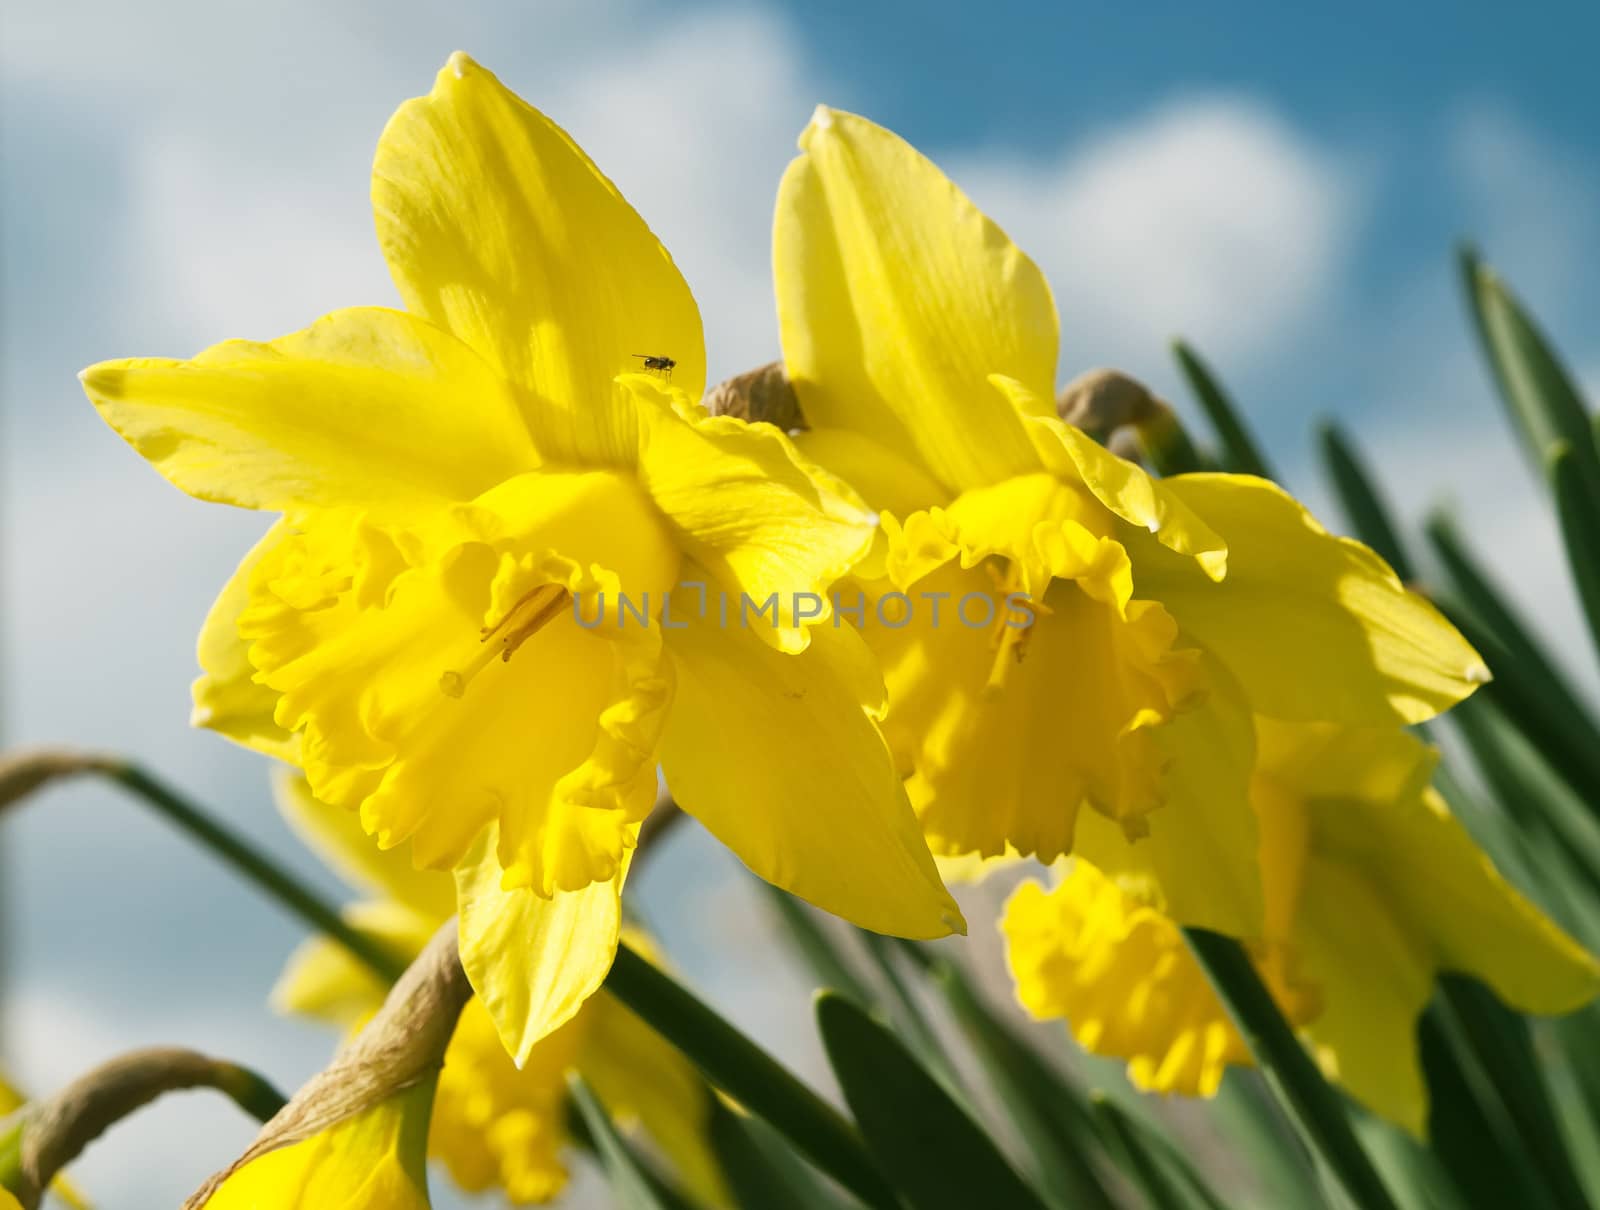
[631,353,677,381]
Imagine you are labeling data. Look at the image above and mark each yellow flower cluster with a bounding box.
[81,52,1598,1202]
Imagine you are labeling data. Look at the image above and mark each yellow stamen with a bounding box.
[440,583,571,699]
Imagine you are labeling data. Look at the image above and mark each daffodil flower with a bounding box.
[773,106,1486,884]
[270,773,726,1206]
[1002,720,1599,1132]
[200,1082,434,1209]
[82,55,961,1058]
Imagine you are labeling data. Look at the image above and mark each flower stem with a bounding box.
[1184,928,1401,1210]
[100,761,407,983]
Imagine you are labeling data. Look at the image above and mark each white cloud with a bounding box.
[952,96,1360,383]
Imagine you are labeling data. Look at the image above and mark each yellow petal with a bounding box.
[430,996,587,1203]
[633,382,876,653]
[1007,393,1227,579]
[271,901,435,1028]
[202,1082,434,1208]
[793,427,952,517]
[192,520,300,761]
[244,494,674,893]
[1131,474,1488,725]
[1311,779,1600,1017]
[658,592,964,938]
[1073,655,1263,938]
[374,53,704,464]
[272,772,458,921]
[1293,861,1436,1136]
[81,307,536,512]
[1002,866,1314,1098]
[582,991,729,1208]
[896,561,1201,863]
[455,824,628,1065]
[775,106,1050,493]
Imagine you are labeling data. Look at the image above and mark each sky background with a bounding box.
[4,0,1600,1203]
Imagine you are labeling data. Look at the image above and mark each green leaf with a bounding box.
[1351,1108,1467,1210]
[759,881,877,1006]
[569,1073,678,1210]
[1430,976,1590,1210]
[603,943,898,1210]
[1425,518,1600,818]
[1211,1072,1321,1210]
[927,954,1119,1210]
[1089,1094,1200,1210]
[1316,420,1416,582]
[816,991,1052,1210]
[1171,340,1274,479]
[1449,695,1600,907]
[855,932,964,1095]
[709,1099,853,1210]
[1547,439,1600,666]
[1183,928,1401,1210]
[1459,246,1598,491]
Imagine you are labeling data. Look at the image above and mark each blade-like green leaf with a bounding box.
[1459,246,1598,491]
[709,1098,852,1210]
[1418,1011,1558,1210]
[1449,695,1600,900]
[855,932,964,1095]
[927,953,1120,1210]
[1171,340,1275,479]
[1351,1107,1467,1210]
[816,991,1052,1210]
[569,1073,678,1210]
[1089,1094,1199,1210]
[1211,1072,1321,1210]
[1547,439,1600,666]
[1432,976,1590,1210]
[1317,420,1416,582]
[759,881,877,1006]
[1183,929,1401,1210]
[603,943,898,1210]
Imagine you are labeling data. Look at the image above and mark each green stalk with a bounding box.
[99,761,406,982]
[1184,928,1400,1210]
[603,942,898,1210]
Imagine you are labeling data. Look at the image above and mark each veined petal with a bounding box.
[374,53,704,464]
[271,771,456,921]
[776,106,1051,493]
[192,520,300,761]
[1131,474,1488,725]
[1074,654,1263,938]
[634,382,876,653]
[658,593,963,939]
[271,901,436,1028]
[1002,866,1315,1098]
[81,307,537,511]
[999,381,1227,579]
[456,824,628,1066]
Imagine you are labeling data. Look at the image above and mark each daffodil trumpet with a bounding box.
[83,52,964,1065]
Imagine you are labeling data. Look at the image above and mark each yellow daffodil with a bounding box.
[271,773,726,1205]
[200,1082,434,1209]
[773,106,1486,924]
[82,55,961,1058]
[1002,720,1600,1133]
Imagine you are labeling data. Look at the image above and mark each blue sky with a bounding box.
[3,0,1598,1203]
